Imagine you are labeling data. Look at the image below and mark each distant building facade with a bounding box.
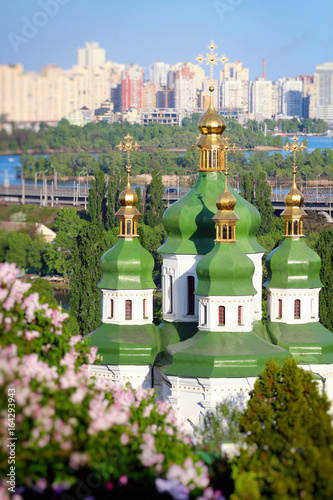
[315,62,333,123]
[77,42,106,68]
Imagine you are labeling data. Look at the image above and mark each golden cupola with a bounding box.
[282,136,306,238]
[116,134,140,238]
[196,92,226,171]
[195,40,227,172]
[213,147,239,243]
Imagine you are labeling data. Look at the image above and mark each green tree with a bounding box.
[26,238,47,274]
[5,232,31,268]
[145,170,166,228]
[255,172,275,235]
[70,222,106,335]
[241,172,255,203]
[314,229,333,331]
[232,358,333,500]
[87,169,106,225]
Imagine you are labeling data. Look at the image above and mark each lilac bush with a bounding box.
[0,263,223,500]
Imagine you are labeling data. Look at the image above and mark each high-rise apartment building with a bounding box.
[173,66,197,111]
[77,42,106,67]
[315,62,333,123]
[297,75,317,119]
[0,63,112,122]
[121,65,144,112]
[219,60,249,82]
[250,79,272,120]
[149,61,170,87]
[280,78,303,117]
[169,62,205,91]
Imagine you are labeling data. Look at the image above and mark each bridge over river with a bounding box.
[0,183,332,222]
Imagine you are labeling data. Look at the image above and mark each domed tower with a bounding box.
[87,135,159,388]
[195,165,257,332]
[156,147,289,425]
[159,92,265,331]
[264,136,333,365]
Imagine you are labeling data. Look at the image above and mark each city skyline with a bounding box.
[1,0,332,81]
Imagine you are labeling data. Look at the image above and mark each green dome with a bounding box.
[195,243,256,296]
[264,238,322,289]
[158,171,264,256]
[98,238,155,290]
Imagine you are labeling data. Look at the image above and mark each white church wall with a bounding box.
[161,254,202,322]
[246,252,264,321]
[89,363,153,390]
[157,372,255,427]
[196,294,254,332]
[267,287,320,324]
[101,288,154,325]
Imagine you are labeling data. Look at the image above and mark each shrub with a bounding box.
[231,358,333,500]
[0,263,223,500]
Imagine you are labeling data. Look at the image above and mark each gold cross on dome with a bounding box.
[116,133,139,173]
[285,135,305,174]
[196,40,229,92]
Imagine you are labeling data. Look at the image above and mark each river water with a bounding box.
[1,135,332,188]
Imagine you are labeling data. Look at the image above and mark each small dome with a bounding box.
[216,185,236,211]
[98,238,155,290]
[119,181,138,208]
[198,99,226,135]
[264,238,322,289]
[285,180,304,209]
[195,243,256,296]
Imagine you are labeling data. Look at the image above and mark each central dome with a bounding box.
[198,99,226,135]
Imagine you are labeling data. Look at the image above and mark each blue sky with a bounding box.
[1,0,332,81]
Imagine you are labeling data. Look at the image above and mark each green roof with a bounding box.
[86,322,160,365]
[159,171,265,256]
[264,237,322,289]
[98,237,155,290]
[195,242,256,296]
[266,321,333,365]
[156,322,290,378]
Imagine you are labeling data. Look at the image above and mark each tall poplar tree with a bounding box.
[314,228,333,331]
[87,169,106,225]
[69,223,106,335]
[145,170,166,228]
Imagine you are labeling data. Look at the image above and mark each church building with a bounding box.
[87,58,333,426]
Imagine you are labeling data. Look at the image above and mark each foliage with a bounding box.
[145,170,166,228]
[0,263,219,500]
[88,169,106,225]
[314,229,333,331]
[9,211,27,223]
[232,358,333,500]
[45,208,87,278]
[193,401,242,456]
[69,223,106,335]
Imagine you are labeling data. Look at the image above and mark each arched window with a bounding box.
[294,220,298,235]
[288,221,292,235]
[125,300,132,320]
[238,305,242,325]
[203,304,207,325]
[229,226,232,240]
[127,220,131,235]
[223,225,227,239]
[187,276,195,315]
[219,305,225,326]
[278,299,282,319]
[143,298,147,318]
[121,220,125,235]
[311,298,315,317]
[168,275,173,314]
[294,299,301,319]
[110,299,114,318]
